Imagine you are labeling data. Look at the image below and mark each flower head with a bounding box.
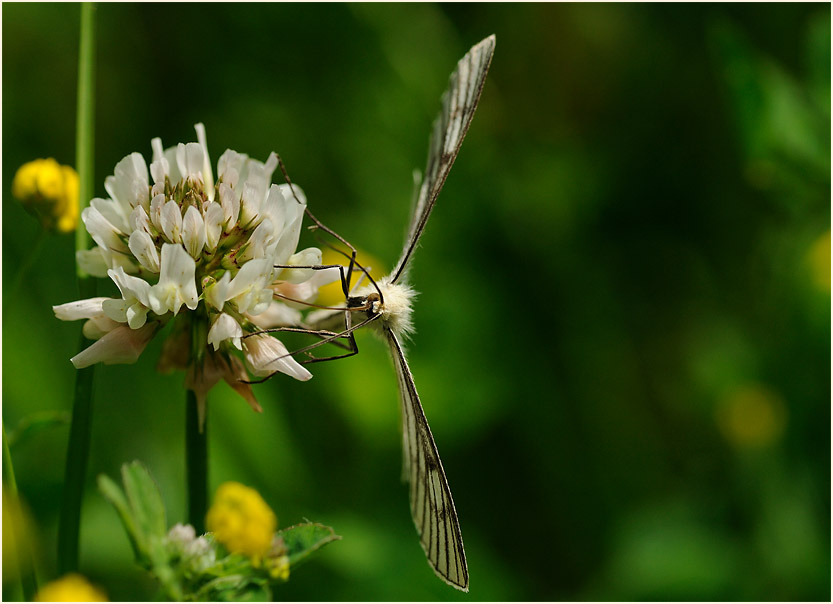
[205,481,277,565]
[165,523,217,573]
[34,573,108,602]
[12,158,79,233]
[54,124,338,417]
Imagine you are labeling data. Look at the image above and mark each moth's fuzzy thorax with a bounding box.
[356,277,417,337]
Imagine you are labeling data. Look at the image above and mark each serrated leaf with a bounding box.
[98,462,169,569]
[121,461,167,542]
[97,473,146,562]
[277,522,341,568]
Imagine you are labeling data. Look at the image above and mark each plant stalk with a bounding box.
[58,1,97,574]
[75,1,96,270]
[186,390,208,534]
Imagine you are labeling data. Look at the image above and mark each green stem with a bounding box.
[75,2,96,266]
[186,390,208,534]
[58,360,96,574]
[3,423,39,600]
[2,424,20,501]
[58,2,97,575]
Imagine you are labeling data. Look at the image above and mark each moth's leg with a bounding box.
[241,314,376,384]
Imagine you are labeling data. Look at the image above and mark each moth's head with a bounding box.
[351,277,416,337]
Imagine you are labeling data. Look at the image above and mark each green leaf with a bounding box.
[278,522,341,568]
[199,553,254,579]
[194,575,271,602]
[97,473,146,563]
[7,411,70,448]
[97,462,168,569]
[99,463,184,599]
[121,461,168,542]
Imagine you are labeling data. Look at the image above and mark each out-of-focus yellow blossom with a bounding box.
[807,230,831,292]
[11,158,79,233]
[3,487,36,587]
[34,573,107,602]
[264,535,290,581]
[316,247,386,307]
[266,553,290,581]
[715,384,787,448]
[2,488,22,581]
[206,482,277,565]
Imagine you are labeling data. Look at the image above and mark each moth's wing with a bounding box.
[390,34,496,285]
[384,326,469,591]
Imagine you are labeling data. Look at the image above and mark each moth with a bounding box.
[265,34,495,591]
[340,35,496,592]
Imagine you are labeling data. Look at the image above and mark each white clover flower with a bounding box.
[184,536,217,572]
[166,523,197,549]
[54,124,339,419]
[165,523,217,573]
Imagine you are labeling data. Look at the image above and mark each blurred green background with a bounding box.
[3,3,830,601]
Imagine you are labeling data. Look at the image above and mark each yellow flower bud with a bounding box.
[266,554,290,581]
[205,482,277,565]
[35,158,64,199]
[34,574,107,602]
[11,158,80,233]
[11,160,40,200]
[57,165,80,233]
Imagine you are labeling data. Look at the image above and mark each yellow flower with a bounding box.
[265,554,290,581]
[3,487,36,586]
[2,489,22,581]
[11,158,79,233]
[205,482,277,565]
[264,535,290,581]
[34,574,107,602]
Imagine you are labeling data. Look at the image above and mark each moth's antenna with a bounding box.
[274,153,385,305]
[249,155,395,383]
[272,263,355,311]
[272,292,348,311]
